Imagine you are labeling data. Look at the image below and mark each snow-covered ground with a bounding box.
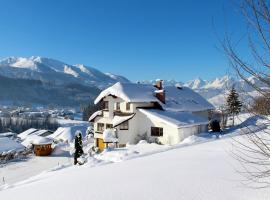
[0,154,72,185]
[0,118,90,185]
[0,114,270,199]
[1,133,270,199]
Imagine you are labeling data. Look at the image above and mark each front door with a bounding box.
[97,138,105,151]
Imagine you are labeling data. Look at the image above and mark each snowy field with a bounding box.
[0,155,72,185]
[1,134,270,199]
[0,114,270,199]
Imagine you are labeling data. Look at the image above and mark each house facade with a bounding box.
[89,80,214,150]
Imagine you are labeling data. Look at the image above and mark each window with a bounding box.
[115,102,120,111]
[126,102,130,111]
[151,127,163,136]
[103,101,109,110]
[119,121,129,130]
[97,123,104,132]
[106,124,113,129]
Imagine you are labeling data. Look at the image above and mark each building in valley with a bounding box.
[89,80,214,150]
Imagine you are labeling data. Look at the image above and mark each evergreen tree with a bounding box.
[74,131,84,165]
[226,87,242,126]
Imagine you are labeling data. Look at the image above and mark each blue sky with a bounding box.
[0,0,246,82]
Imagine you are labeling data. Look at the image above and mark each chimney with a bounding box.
[155,79,163,90]
[154,79,165,104]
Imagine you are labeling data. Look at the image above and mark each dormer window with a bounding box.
[126,102,130,111]
[103,101,109,110]
[116,102,120,111]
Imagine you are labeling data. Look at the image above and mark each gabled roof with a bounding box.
[94,82,214,112]
[163,86,214,112]
[138,109,209,128]
[94,82,158,104]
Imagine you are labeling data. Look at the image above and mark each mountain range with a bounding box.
[0,56,265,108]
[0,56,129,107]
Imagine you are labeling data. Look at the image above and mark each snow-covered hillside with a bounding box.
[0,56,130,89]
[1,122,270,199]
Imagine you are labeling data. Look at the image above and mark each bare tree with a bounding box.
[222,0,270,187]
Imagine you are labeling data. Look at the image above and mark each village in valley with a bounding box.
[1,0,270,199]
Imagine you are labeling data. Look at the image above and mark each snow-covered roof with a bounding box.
[163,86,214,112]
[0,137,25,153]
[32,136,53,145]
[94,82,158,104]
[94,82,214,112]
[89,110,103,122]
[47,125,87,143]
[21,135,53,147]
[103,129,118,143]
[23,135,52,146]
[18,128,38,140]
[0,132,16,138]
[31,130,49,137]
[138,109,209,128]
[112,114,135,127]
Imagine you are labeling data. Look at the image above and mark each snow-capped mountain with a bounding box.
[0,56,266,108]
[0,56,130,107]
[184,78,208,89]
[0,56,130,88]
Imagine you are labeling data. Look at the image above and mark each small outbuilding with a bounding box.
[32,137,53,156]
[21,135,53,156]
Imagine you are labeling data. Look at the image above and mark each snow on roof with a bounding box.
[32,136,53,145]
[89,110,103,122]
[31,130,49,137]
[21,135,53,147]
[0,132,16,138]
[94,82,158,104]
[112,114,135,127]
[163,86,214,112]
[0,137,25,153]
[18,128,38,140]
[48,125,87,143]
[138,109,209,128]
[94,82,214,112]
[103,129,118,143]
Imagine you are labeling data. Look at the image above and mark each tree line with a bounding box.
[0,116,59,133]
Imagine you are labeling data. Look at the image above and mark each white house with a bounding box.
[89,80,214,150]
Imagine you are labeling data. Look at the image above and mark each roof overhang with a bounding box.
[112,113,135,127]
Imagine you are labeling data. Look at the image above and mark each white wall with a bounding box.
[93,96,209,146]
[93,96,154,145]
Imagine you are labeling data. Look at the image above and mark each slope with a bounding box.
[0,134,269,200]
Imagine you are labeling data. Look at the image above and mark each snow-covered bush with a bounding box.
[134,132,149,144]
[103,129,118,143]
[134,132,161,144]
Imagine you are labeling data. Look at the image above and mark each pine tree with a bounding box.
[74,131,84,165]
[226,87,242,126]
